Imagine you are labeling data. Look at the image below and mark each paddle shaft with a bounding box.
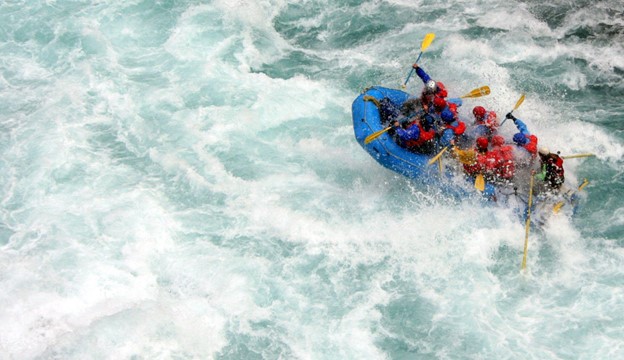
[403,52,423,86]
[403,33,435,87]
[500,94,526,127]
[521,174,535,270]
[562,153,595,159]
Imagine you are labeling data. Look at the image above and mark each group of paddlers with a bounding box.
[380,63,565,193]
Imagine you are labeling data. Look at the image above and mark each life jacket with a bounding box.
[493,145,515,180]
[404,122,435,148]
[421,83,448,111]
[485,111,498,129]
[445,120,466,136]
[436,82,448,98]
[543,154,565,188]
[470,111,498,138]
[523,134,538,155]
[462,150,488,177]
[448,102,458,116]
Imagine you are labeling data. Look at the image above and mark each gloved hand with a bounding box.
[412,63,419,69]
[505,112,515,120]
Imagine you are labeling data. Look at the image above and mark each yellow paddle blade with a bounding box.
[461,86,491,98]
[428,146,448,165]
[562,153,595,159]
[364,126,391,145]
[553,179,588,214]
[421,33,435,52]
[578,178,590,191]
[455,148,476,165]
[513,94,525,111]
[553,201,565,214]
[475,174,485,191]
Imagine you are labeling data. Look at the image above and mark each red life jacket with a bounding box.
[463,151,487,176]
[523,135,538,155]
[421,83,448,110]
[544,154,565,187]
[494,145,515,180]
[436,82,448,98]
[404,122,436,148]
[445,121,466,136]
[485,111,498,129]
[448,102,458,116]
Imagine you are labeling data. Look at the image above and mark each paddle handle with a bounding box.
[500,110,517,127]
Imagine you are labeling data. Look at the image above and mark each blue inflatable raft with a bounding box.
[351,86,495,196]
[351,86,585,222]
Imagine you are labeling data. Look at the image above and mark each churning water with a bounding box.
[1,0,623,358]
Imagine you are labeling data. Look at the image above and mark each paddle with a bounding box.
[427,146,448,165]
[364,126,392,145]
[553,178,589,214]
[521,172,535,270]
[562,153,595,159]
[455,149,476,165]
[402,33,435,88]
[460,86,491,99]
[475,173,485,191]
[499,94,526,127]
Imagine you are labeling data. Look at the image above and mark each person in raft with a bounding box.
[411,63,462,112]
[438,109,467,148]
[535,147,565,191]
[506,112,538,168]
[468,106,499,140]
[490,135,515,183]
[391,114,437,154]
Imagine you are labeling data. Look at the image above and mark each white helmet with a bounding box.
[538,147,549,156]
[425,80,437,93]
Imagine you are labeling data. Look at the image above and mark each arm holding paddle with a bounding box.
[403,33,435,87]
[499,94,525,127]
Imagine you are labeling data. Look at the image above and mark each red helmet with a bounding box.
[473,106,486,119]
[433,97,446,111]
[492,135,505,147]
[476,137,489,150]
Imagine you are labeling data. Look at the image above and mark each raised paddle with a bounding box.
[499,94,526,127]
[402,33,435,88]
[460,86,491,99]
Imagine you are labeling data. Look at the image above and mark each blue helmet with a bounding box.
[422,114,434,130]
[513,132,529,145]
[441,109,454,123]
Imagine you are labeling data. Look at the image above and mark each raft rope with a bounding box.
[363,95,381,108]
